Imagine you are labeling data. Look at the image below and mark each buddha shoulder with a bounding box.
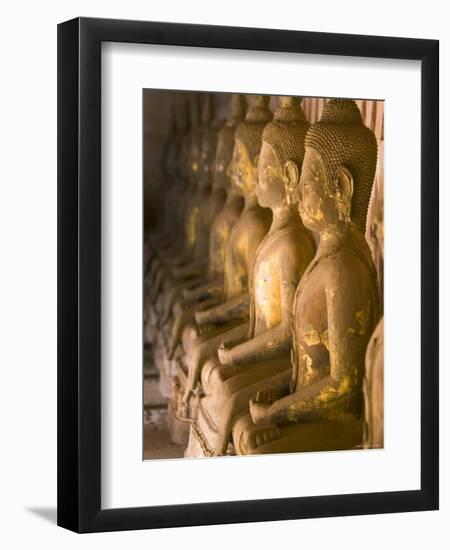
[240,207,271,233]
[282,226,315,255]
[320,244,376,297]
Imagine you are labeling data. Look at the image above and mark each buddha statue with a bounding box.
[159,95,248,327]
[145,101,186,278]
[144,96,192,343]
[363,173,384,449]
[363,318,383,449]
[186,96,316,457]
[148,94,225,395]
[146,94,221,332]
[232,98,380,456]
[165,95,246,444]
[147,94,199,257]
[366,137,384,311]
[144,94,204,358]
[144,114,176,263]
[151,93,214,279]
[146,99,187,247]
[145,93,203,305]
[155,96,224,327]
[166,94,247,357]
[170,93,222,274]
[175,95,273,421]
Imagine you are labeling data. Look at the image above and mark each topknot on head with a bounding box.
[245,95,272,123]
[234,95,273,163]
[262,96,309,169]
[320,98,364,125]
[273,96,306,123]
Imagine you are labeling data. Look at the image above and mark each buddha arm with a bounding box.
[224,257,297,365]
[183,278,223,303]
[171,259,208,279]
[181,274,209,290]
[223,323,291,365]
[160,276,208,326]
[264,276,365,427]
[195,294,250,325]
[267,376,338,426]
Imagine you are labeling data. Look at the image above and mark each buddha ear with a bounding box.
[334,165,354,221]
[335,165,353,201]
[284,160,300,204]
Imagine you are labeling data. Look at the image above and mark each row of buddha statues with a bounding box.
[143,92,384,457]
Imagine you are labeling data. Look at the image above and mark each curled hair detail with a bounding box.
[305,99,378,232]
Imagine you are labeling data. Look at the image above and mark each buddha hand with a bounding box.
[194,309,209,325]
[249,398,273,425]
[217,342,234,365]
[249,388,285,424]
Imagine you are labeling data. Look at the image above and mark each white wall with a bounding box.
[0,0,447,547]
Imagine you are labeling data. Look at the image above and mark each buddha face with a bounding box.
[230,139,258,197]
[256,142,285,208]
[295,147,353,233]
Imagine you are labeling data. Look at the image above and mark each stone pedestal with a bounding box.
[167,395,191,447]
[167,373,202,446]
[185,402,235,458]
[185,421,210,458]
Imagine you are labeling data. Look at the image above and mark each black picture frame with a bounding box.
[57,16,439,533]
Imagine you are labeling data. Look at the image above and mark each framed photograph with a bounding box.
[57,17,439,532]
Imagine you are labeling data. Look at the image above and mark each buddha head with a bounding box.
[295,99,377,235]
[230,95,273,198]
[163,104,178,180]
[174,96,190,180]
[198,93,220,189]
[256,96,310,209]
[213,94,246,190]
[187,93,203,184]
